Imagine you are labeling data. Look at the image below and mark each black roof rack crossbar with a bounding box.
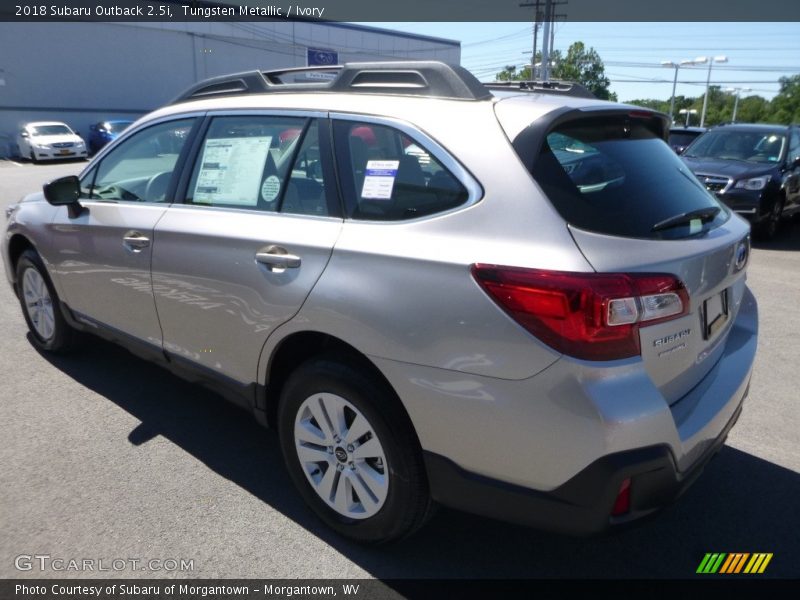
[484,80,596,99]
[172,61,494,104]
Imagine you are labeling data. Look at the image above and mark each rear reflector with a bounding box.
[612,478,632,516]
[471,265,689,361]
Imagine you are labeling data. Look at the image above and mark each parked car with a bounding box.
[16,121,88,162]
[681,123,800,239]
[2,62,757,543]
[88,119,134,154]
[668,126,706,154]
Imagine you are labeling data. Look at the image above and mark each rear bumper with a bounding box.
[424,390,745,535]
[375,285,757,534]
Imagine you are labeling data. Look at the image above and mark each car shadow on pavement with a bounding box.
[752,217,800,251]
[36,335,799,580]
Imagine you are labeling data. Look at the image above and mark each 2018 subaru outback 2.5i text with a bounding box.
[2,62,757,543]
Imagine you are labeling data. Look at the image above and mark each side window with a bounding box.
[789,130,800,162]
[333,121,468,221]
[90,119,194,203]
[186,115,310,213]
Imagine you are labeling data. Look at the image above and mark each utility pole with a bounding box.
[521,0,566,81]
[520,1,542,77]
[541,1,552,81]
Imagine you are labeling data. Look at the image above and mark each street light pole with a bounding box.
[661,59,700,124]
[725,87,752,123]
[679,108,698,127]
[696,55,728,128]
[662,61,680,123]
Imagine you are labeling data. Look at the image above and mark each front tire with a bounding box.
[16,249,78,353]
[278,357,432,543]
[757,196,783,240]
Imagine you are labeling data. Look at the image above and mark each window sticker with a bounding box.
[361,160,400,200]
[261,175,281,203]
[194,136,272,205]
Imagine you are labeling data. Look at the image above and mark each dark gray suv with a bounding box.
[682,123,800,239]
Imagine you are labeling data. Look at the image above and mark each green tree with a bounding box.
[627,91,770,125]
[551,42,616,101]
[768,75,800,124]
[734,95,769,124]
[627,98,670,112]
[493,42,615,101]
[496,63,534,81]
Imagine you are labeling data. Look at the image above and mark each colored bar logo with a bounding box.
[697,553,773,574]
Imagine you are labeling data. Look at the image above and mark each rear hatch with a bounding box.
[495,100,752,405]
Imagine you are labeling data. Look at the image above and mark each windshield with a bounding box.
[684,129,786,164]
[530,115,728,240]
[30,124,72,136]
[669,131,701,147]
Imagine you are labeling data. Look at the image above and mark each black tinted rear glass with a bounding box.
[531,116,728,240]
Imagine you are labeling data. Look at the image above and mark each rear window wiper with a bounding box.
[651,207,721,233]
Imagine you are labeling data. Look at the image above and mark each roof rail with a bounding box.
[484,80,596,99]
[172,61,494,104]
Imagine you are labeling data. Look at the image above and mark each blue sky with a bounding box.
[360,22,800,102]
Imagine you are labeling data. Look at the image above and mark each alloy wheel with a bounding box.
[22,267,55,341]
[293,392,389,519]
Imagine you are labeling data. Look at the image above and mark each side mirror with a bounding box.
[793,156,800,169]
[43,175,84,218]
[20,131,29,138]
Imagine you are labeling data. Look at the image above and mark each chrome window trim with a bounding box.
[203,109,328,119]
[329,112,484,223]
[163,202,343,223]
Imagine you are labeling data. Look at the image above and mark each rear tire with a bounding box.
[16,249,78,353]
[278,357,432,543]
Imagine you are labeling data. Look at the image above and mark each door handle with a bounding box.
[123,231,150,252]
[255,245,301,269]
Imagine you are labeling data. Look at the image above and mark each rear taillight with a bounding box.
[611,478,632,516]
[471,265,689,361]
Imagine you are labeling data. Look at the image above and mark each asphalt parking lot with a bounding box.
[0,159,798,584]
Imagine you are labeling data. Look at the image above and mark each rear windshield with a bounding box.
[530,116,728,240]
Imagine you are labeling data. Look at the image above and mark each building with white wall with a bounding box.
[0,20,460,158]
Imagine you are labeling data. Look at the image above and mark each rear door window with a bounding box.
[530,116,728,239]
[333,120,468,221]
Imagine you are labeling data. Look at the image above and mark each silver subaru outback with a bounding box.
[2,62,757,543]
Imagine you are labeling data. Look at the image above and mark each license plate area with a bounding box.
[58,149,71,155]
[703,289,729,339]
